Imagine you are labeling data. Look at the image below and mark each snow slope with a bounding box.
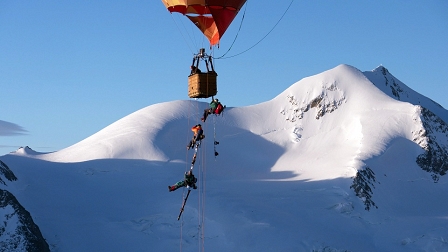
[1,64,447,252]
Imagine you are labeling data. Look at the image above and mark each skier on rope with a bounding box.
[168,170,198,192]
[201,98,225,122]
[187,124,205,150]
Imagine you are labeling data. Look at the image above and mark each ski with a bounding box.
[177,189,191,220]
[190,140,201,168]
[176,138,203,220]
[177,141,200,220]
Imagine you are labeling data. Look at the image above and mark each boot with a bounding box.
[168,185,177,192]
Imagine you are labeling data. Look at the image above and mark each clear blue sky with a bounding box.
[1,0,447,155]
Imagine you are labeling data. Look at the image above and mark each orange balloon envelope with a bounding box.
[162,0,247,46]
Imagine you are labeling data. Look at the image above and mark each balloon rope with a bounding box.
[213,1,248,59]
[169,13,195,55]
[215,0,295,60]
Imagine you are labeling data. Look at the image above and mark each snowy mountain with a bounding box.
[0,160,49,251]
[1,64,447,251]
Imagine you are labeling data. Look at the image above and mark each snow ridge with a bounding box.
[2,64,448,251]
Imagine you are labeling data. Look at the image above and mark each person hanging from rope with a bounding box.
[201,98,226,122]
[187,124,205,150]
[168,170,197,192]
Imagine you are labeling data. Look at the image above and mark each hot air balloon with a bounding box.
[162,0,247,98]
[161,0,247,46]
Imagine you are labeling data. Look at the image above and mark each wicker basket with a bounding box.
[188,72,218,98]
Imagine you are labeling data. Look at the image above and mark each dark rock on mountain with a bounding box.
[0,189,50,252]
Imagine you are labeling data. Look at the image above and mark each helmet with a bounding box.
[215,99,219,102]
[197,124,201,127]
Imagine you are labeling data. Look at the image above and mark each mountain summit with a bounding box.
[2,64,448,251]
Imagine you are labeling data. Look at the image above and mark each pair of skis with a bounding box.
[177,140,201,220]
[177,189,191,220]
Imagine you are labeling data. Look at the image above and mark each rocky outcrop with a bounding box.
[0,160,17,186]
[350,167,378,211]
[0,189,50,252]
[377,66,405,100]
[414,107,448,182]
[0,160,50,252]
[281,82,346,122]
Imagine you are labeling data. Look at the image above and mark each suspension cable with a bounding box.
[179,100,194,251]
[213,1,248,59]
[214,0,295,60]
[180,99,202,251]
[199,129,206,251]
[169,14,195,55]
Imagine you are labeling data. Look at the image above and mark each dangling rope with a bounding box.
[213,115,219,159]
[198,136,206,251]
[214,0,295,60]
[179,99,202,251]
[169,14,195,55]
[169,11,215,58]
[213,1,248,59]
[178,99,210,251]
[179,101,190,250]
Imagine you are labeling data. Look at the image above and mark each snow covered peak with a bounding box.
[372,64,388,73]
[11,65,447,182]
[364,65,448,120]
[11,146,41,156]
[2,64,448,251]
[32,100,196,162]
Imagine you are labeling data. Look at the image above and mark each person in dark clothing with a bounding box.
[201,98,225,122]
[190,65,201,75]
[168,170,197,192]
